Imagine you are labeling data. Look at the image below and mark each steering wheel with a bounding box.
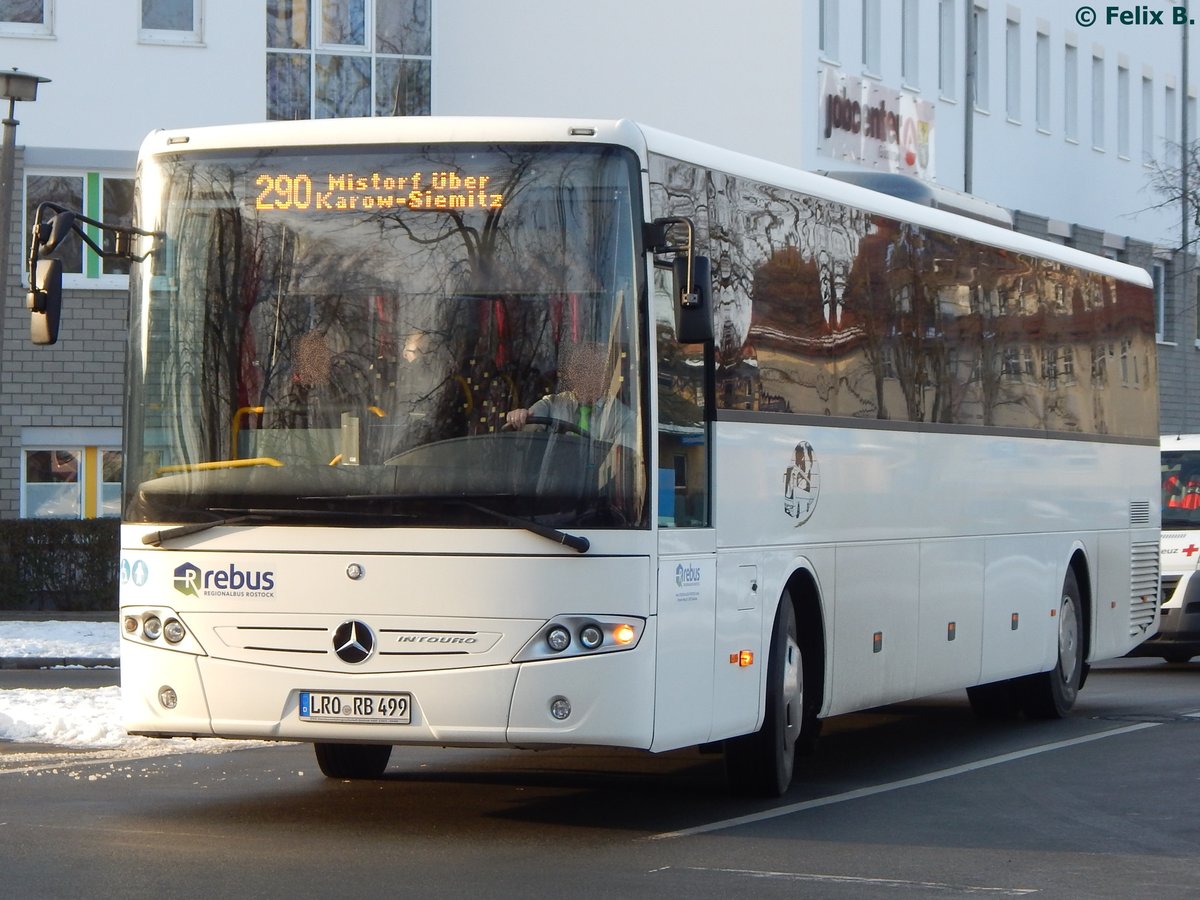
[507,414,585,436]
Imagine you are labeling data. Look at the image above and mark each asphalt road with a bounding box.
[1,658,1197,900]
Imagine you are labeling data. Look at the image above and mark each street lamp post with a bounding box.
[0,68,48,351]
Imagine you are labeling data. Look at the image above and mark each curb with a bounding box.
[0,657,119,670]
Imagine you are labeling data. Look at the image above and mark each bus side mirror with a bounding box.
[28,258,63,345]
[673,254,713,344]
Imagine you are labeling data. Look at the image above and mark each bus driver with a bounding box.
[504,341,635,449]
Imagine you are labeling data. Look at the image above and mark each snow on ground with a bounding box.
[0,620,266,756]
[0,619,119,659]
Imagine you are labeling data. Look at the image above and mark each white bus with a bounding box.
[29,117,1160,796]
[1128,434,1200,662]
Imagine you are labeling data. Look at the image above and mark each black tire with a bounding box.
[1016,568,1084,719]
[726,594,804,797]
[313,742,392,779]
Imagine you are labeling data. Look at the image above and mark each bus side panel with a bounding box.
[914,538,985,697]
[827,542,919,715]
[980,536,1059,682]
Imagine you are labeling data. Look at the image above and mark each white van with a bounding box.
[1131,434,1200,662]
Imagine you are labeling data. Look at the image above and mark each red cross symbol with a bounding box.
[1183,544,1199,557]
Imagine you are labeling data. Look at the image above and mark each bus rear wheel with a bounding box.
[314,742,392,779]
[725,594,803,797]
[1015,569,1084,719]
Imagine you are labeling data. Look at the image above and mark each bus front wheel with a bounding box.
[725,593,803,797]
[314,742,392,779]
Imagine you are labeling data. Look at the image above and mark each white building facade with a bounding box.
[0,0,1194,517]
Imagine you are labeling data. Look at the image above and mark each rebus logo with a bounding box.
[675,563,702,587]
[171,561,276,597]
[173,563,202,596]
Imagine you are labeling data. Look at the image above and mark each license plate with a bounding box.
[299,691,411,724]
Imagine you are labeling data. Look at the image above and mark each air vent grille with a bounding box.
[1130,541,1160,636]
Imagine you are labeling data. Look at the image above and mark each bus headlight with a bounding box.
[546,626,571,652]
[514,615,645,662]
[120,607,207,657]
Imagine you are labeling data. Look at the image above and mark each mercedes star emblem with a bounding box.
[333,620,375,664]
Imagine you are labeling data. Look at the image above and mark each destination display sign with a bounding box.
[252,170,505,213]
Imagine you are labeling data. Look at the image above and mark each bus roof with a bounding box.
[1162,434,1200,451]
[140,115,1153,290]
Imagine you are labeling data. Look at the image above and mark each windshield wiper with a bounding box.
[140,508,378,546]
[305,493,591,554]
[451,500,590,554]
[143,514,253,546]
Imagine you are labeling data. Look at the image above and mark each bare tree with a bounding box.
[1144,140,1200,230]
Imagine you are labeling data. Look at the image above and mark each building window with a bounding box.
[901,0,918,87]
[140,0,202,45]
[23,450,80,519]
[1152,260,1167,342]
[862,0,880,75]
[267,0,431,119]
[1117,64,1130,158]
[972,4,989,110]
[1005,17,1020,121]
[819,0,839,61]
[1142,75,1155,163]
[99,450,123,517]
[24,171,135,285]
[0,0,52,36]
[1035,29,1050,131]
[1092,53,1105,150]
[1064,42,1078,140]
[21,447,121,519]
[938,0,955,98]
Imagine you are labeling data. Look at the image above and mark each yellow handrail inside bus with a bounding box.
[231,405,266,459]
[156,457,284,475]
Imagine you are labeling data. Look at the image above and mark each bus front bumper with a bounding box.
[120,630,657,749]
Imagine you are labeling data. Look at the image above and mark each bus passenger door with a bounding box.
[651,265,719,752]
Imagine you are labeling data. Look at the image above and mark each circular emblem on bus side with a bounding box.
[333,620,375,664]
[783,441,820,526]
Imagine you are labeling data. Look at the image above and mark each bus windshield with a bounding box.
[124,142,647,530]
